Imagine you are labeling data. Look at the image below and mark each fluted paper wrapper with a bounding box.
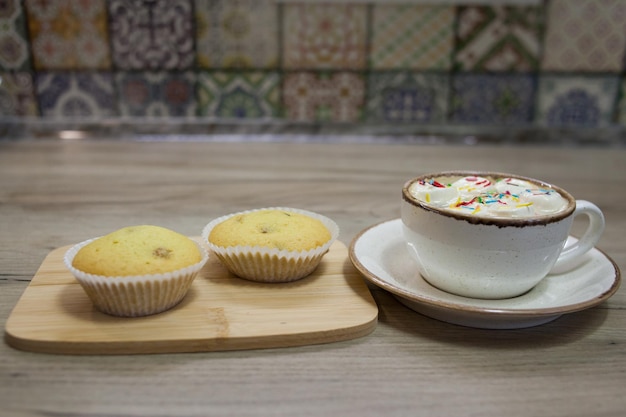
[202,207,339,283]
[64,238,209,317]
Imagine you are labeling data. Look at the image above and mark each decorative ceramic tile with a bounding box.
[197,72,280,118]
[0,0,31,70]
[454,5,543,71]
[283,4,367,70]
[109,0,194,70]
[371,5,454,70]
[536,75,619,127]
[196,0,278,69]
[283,72,364,122]
[541,0,626,72]
[36,72,116,117]
[116,72,196,117]
[0,72,38,116]
[451,74,535,124]
[366,72,449,123]
[25,0,110,70]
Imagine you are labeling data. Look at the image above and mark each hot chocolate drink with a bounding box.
[401,171,605,299]
[407,175,569,219]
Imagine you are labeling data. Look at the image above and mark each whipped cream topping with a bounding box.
[408,176,569,218]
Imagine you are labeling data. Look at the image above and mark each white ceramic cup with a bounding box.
[401,171,605,299]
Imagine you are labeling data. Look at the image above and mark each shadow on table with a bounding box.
[371,289,609,349]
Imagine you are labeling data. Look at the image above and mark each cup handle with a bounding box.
[551,200,605,274]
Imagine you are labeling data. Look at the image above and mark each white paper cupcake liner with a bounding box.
[64,238,209,317]
[201,207,339,283]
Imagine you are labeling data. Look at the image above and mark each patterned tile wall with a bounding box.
[1,0,626,132]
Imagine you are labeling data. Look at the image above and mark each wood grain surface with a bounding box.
[1,139,625,417]
[5,240,377,355]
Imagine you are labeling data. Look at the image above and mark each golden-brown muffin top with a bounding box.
[208,210,331,251]
[72,225,202,276]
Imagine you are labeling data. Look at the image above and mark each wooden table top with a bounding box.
[1,139,625,417]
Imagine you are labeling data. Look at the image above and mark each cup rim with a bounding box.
[402,171,576,227]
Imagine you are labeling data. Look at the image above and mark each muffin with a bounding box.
[202,207,339,283]
[64,225,208,317]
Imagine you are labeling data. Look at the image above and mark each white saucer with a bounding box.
[349,219,621,329]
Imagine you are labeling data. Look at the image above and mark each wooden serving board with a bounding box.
[4,239,378,355]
